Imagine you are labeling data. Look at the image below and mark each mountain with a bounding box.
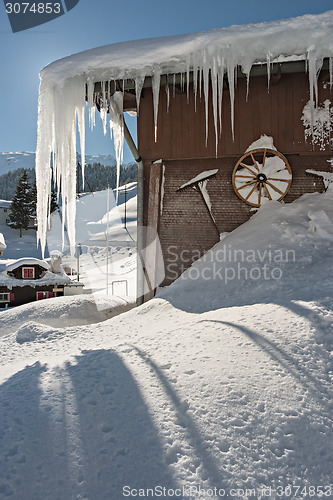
[0,152,117,176]
[0,152,35,175]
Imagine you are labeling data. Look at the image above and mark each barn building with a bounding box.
[36,10,333,302]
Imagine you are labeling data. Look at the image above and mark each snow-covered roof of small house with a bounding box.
[6,258,50,272]
[0,233,6,250]
[36,10,333,256]
[0,258,75,289]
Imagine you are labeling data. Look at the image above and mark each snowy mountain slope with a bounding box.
[0,152,117,176]
[0,152,35,175]
[0,190,333,499]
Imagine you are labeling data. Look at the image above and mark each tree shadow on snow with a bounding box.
[65,349,180,499]
[0,351,181,499]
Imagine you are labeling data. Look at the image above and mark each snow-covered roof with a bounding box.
[36,10,333,256]
[6,258,50,272]
[0,258,74,289]
[40,10,333,87]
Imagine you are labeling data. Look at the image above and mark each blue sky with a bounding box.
[0,0,332,164]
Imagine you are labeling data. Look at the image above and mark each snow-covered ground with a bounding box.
[0,188,332,499]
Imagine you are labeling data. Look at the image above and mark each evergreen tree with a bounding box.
[50,188,59,213]
[8,170,34,237]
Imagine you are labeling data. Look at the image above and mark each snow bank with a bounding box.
[36,11,333,255]
[159,189,333,312]
[0,294,135,337]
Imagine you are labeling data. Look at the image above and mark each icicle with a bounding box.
[211,56,219,155]
[199,55,203,101]
[36,80,53,258]
[165,78,170,113]
[226,46,236,142]
[76,88,86,190]
[186,54,191,103]
[193,52,199,112]
[172,73,176,98]
[135,74,145,113]
[100,81,108,134]
[329,56,333,89]
[217,54,225,135]
[87,79,95,130]
[202,50,210,145]
[307,48,323,138]
[152,69,161,142]
[266,53,272,92]
[108,91,124,203]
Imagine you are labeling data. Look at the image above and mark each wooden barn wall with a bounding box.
[138,70,332,159]
[138,70,333,285]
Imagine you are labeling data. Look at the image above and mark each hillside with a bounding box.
[0,188,332,499]
[0,152,117,176]
[0,155,137,200]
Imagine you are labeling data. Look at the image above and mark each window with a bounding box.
[36,291,53,300]
[3,208,7,213]
[22,267,35,279]
[0,293,10,302]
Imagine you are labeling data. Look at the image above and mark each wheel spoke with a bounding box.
[263,183,272,200]
[245,182,259,201]
[262,149,267,169]
[235,174,257,179]
[267,177,291,183]
[265,180,284,195]
[239,163,257,176]
[258,184,262,205]
[250,153,260,171]
[237,180,257,190]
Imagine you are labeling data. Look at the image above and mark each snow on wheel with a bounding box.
[232,148,292,207]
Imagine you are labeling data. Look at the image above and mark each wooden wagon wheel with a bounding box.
[232,148,292,207]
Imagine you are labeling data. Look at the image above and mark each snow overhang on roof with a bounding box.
[6,258,50,272]
[36,10,333,256]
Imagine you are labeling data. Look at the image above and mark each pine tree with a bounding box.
[8,170,34,237]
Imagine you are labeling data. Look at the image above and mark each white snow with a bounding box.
[36,10,333,256]
[302,99,333,150]
[0,232,6,250]
[5,257,50,272]
[245,134,277,152]
[306,168,333,190]
[179,169,218,190]
[1,187,333,498]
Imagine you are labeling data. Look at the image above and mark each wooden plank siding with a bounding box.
[138,70,332,160]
